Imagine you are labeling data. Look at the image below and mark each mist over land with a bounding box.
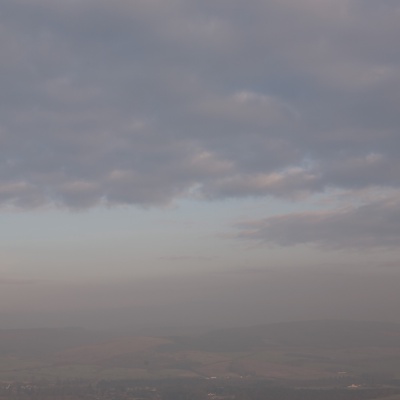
[2,320,400,391]
[1,266,400,331]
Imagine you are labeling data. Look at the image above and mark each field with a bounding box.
[0,321,400,384]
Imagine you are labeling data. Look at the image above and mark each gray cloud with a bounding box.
[235,196,400,250]
[0,1,399,220]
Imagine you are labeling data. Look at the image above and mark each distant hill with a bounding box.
[1,320,399,357]
[0,327,113,357]
[174,320,400,351]
[55,336,171,364]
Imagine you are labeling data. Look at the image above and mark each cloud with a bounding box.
[234,196,400,250]
[0,0,399,209]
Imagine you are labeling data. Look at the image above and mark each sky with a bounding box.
[1,0,400,330]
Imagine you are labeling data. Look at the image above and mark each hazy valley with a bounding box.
[1,321,400,384]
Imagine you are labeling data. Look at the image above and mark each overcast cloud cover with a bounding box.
[1,0,400,252]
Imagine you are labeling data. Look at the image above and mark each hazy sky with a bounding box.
[1,0,400,329]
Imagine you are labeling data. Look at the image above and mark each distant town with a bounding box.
[1,377,400,400]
